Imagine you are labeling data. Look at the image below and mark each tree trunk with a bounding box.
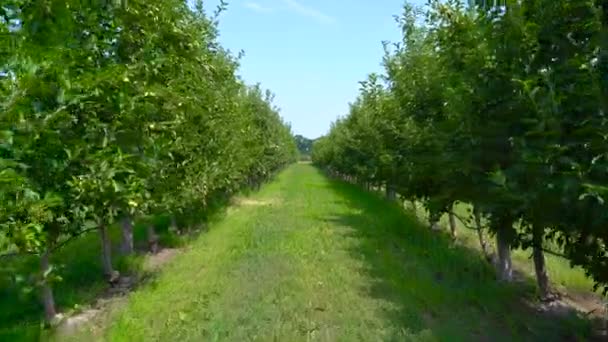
[532,223,551,300]
[120,216,134,255]
[599,1,608,114]
[474,207,490,258]
[99,225,115,278]
[496,222,513,282]
[429,212,441,231]
[411,200,419,220]
[147,224,159,254]
[448,210,457,239]
[169,216,178,234]
[40,247,57,323]
[385,183,396,201]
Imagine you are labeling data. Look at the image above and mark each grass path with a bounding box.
[73,164,590,341]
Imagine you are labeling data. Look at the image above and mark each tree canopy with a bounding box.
[1,0,297,323]
[313,0,608,297]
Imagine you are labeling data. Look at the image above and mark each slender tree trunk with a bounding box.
[429,212,441,231]
[99,225,115,279]
[532,223,551,300]
[448,207,457,239]
[170,216,178,234]
[40,247,57,323]
[120,216,134,255]
[147,224,159,254]
[599,1,608,114]
[496,220,513,281]
[474,207,490,258]
[385,183,396,201]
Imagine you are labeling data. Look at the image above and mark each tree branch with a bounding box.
[448,210,481,232]
[0,251,36,260]
[0,227,99,260]
[50,227,99,254]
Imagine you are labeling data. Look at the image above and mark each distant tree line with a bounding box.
[295,135,315,160]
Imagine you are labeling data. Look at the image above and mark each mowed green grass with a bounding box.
[0,217,184,341]
[67,163,591,341]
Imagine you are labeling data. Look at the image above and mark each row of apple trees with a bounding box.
[313,0,608,299]
[0,0,297,323]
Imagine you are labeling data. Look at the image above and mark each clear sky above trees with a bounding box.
[202,0,425,138]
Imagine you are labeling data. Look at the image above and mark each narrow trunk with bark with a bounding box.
[40,247,57,323]
[429,212,441,231]
[474,207,490,258]
[532,223,551,300]
[385,183,397,201]
[120,216,134,255]
[448,210,457,239]
[170,216,178,234]
[600,2,608,113]
[495,221,513,282]
[99,225,115,279]
[147,224,159,254]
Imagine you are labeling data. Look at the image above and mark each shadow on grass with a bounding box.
[322,176,592,341]
[0,182,266,341]
[0,225,154,341]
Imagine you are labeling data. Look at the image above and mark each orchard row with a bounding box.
[0,0,297,323]
[313,0,608,299]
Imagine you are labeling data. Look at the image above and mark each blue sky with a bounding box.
[202,1,423,139]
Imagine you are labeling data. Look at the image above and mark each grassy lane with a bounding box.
[74,164,590,341]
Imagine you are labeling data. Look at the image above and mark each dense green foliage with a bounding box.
[313,0,608,295]
[0,0,296,324]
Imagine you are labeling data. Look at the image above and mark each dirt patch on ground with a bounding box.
[55,297,124,337]
[144,248,181,271]
[232,197,279,207]
[522,289,608,340]
[558,291,605,315]
[55,248,182,337]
